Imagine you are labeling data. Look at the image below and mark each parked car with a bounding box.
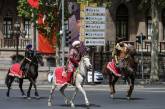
[87,71,104,83]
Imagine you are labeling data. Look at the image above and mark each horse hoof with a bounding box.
[48,102,52,107]
[35,96,40,99]
[27,97,31,100]
[86,102,90,107]
[71,103,75,109]
[65,100,70,105]
[22,95,27,98]
[110,94,114,99]
[6,93,9,97]
[126,96,131,100]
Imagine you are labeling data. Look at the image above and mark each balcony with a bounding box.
[0,38,32,51]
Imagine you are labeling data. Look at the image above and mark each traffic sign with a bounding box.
[80,4,106,46]
[85,31,105,38]
[85,16,106,23]
[85,24,106,30]
[85,39,105,46]
[85,7,106,16]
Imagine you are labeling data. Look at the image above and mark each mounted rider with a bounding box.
[20,44,34,73]
[111,41,129,76]
[66,40,82,83]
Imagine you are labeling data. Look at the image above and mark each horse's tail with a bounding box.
[102,62,109,78]
[47,68,54,83]
[5,69,10,86]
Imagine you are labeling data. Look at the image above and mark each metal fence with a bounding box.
[0,38,32,51]
[90,41,165,80]
[0,39,165,80]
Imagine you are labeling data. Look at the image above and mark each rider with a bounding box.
[20,44,34,74]
[112,41,128,76]
[66,40,82,83]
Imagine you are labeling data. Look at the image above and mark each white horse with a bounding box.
[48,55,92,108]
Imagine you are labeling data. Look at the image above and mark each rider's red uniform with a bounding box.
[67,47,81,83]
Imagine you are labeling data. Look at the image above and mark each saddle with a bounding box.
[9,63,25,78]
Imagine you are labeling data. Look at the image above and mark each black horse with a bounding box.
[102,44,137,100]
[5,52,44,98]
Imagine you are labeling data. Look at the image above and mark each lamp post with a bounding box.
[10,20,26,62]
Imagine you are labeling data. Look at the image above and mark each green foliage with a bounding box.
[138,0,165,10]
[17,0,111,41]
[17,0,71,41]
[76,0,111,8]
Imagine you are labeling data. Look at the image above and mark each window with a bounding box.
[116,4,128,41]
[24,18,31,38]
[146,17,152,40]
[3,17,12,38]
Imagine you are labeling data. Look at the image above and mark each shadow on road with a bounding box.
[112,97,145,100]
[57,103,101,108]
[5,96,48,100]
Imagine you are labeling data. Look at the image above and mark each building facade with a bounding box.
[0,0,165,71]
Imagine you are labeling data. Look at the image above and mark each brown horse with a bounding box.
[102,44,137,100]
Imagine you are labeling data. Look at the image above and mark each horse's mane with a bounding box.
[127,44,136,57]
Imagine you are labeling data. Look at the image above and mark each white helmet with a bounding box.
[72,40,80,47]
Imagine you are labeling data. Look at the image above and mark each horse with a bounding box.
[5,52,44,99]
[48,55,92,108]
[102,44,137,100]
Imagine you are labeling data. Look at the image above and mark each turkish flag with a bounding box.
[27,0,39,9]
[38,33,56,54]
[37,13,56,54]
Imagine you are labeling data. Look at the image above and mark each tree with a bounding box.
[138,0,165,82]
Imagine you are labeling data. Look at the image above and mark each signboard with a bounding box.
[85,24,106,30]
[85,39,105,46]
[80,4,106,46]
[85,31,105,38]
[85,7,106,15]
[85,16,106,23]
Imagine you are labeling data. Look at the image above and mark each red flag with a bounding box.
[27,0,39,9]
[37,13,56,54]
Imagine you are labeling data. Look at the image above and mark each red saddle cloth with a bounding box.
[107,59,121,77]
[54,67,68,86]
[9,63,24,78]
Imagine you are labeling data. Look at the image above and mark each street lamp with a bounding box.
[10,20,26,62]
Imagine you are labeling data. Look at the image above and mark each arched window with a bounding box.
[162,8,165,40]
[116,4,128,41]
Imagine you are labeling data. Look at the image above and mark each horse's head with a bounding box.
[80,55,92,71]
[32,52,44,66]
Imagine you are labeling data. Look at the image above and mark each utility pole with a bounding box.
[61,0,65,66]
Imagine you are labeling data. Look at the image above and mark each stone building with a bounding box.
[0,0,165,76]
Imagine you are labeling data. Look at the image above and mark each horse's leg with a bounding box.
[108,74,114,97]
[19,78,26,97]
[71,88,78,101]
[60,84,75,108]
[27,82,33,99]
[29,78,39,99]
[126,75,135,100]
[59,84,70,104]
[110,75,119,98]
[75,74,89,107]
[48,84,56,106]
[6,76,15,97]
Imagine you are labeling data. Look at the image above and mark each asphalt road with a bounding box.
[0,85,165,109]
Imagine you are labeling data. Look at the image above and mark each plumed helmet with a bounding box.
[72,40,80,47]
[26,44,32,49]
